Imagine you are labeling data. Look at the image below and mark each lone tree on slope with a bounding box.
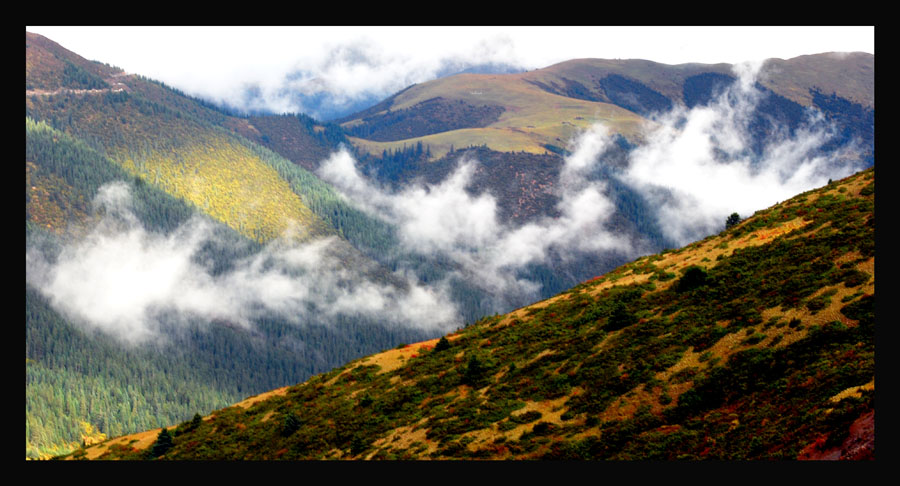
[149,427,174,458]
[725,212,741,229]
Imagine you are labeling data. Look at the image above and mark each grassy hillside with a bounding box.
[342,72,646,158]
[342,54,874,161]
[521,54,874,111]
[67,168,874,460]
[759,53,874,109]
[27,89,333,244]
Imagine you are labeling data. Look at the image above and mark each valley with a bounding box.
[25,30,874,460]
[67,168,875,460]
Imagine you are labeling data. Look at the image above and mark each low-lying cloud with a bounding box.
[25,61,869,345]
[316,61,868,305]
[618,61,865,246]
[212,35,528,119]
[317,123,635,303]
[26,182,461,344]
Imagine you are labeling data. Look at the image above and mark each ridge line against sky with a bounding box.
[26,26,874,119]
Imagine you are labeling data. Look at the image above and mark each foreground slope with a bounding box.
[69,168,874,460]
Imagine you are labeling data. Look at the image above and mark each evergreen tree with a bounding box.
[675,266,709,293]
[462,354,488,387]
[281,412,301,437]
[606,302,637,331]
[148,428,173,458]
[725,213,741,229]
[434,336,451,352]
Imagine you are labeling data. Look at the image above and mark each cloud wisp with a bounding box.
[26,182,461,344]
[24,61,869,345]
[315,61,868,305]
[210,34,528,119]
[618,61,865,246]
[317,125,635,304]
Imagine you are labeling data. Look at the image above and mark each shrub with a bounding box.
[841,269,870,287]
[462,354,489,387]
[510,410,542,424]
[675,266,708,293]
[531,421,556,436]
[434,336,451,352]
[606,302,637,331]
[281,412,301,437]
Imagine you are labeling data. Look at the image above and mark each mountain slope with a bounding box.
[344,72,645,160]
[68,167,874,460]
[331,53,873,313]
[25,117,438,458]
[340,53,873,161]
[24,32,441,459]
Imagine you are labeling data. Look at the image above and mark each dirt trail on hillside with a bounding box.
[26,73,132,98]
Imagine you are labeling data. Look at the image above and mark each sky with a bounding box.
[27,26,874,118]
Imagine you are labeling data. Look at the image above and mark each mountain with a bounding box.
[26,31,875,460]
[326,53,874,310]
[25,32,439,459]
[338,54,873,160]
[227,60,526,122]
[65,167,875,460]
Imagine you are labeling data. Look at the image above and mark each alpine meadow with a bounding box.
[25,28,874,461]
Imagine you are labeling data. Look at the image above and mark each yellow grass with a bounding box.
[324,336,462,386]
[117,133,330,243]
[367,419,438,459]
[350,127,551,160]
[232,386,291,410]
[73,425,176,460]
[829,379,875,403]
[347,72,646,158]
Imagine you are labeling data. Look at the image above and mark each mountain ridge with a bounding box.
[339,52,873,166]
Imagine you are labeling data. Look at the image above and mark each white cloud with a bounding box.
[26,182,461,344]
[27,26,873,118]
[316,126,635,304]
[312,60,869,307]
[618,62,864,246]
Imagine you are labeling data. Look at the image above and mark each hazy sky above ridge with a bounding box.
[26,26,874,118]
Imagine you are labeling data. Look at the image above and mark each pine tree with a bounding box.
[434,336,451,352]
[462,354,487,387]
[725,212,741,229]
[281,412,301,436]
[148,427,173,458]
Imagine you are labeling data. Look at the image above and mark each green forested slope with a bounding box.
[25,34,457,462]
[25,118,433,459]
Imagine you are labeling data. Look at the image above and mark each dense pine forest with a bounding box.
[24,116,433,458]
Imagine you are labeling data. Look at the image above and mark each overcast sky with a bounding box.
[27,26,874,117]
